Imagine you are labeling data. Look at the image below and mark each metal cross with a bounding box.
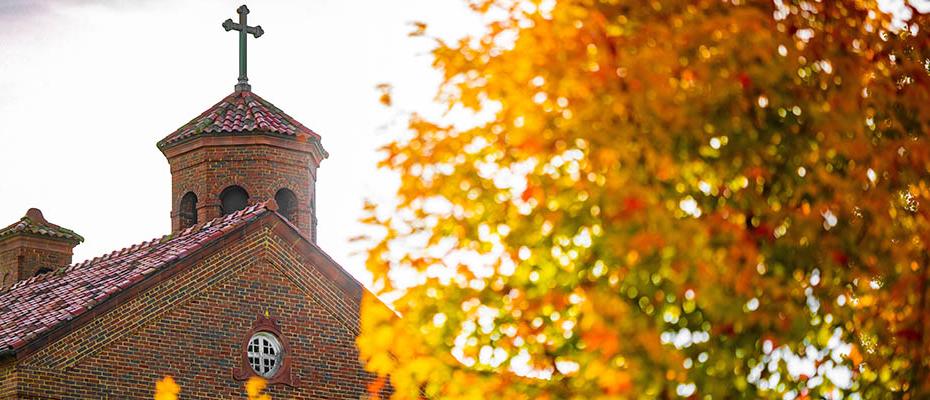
[222,5,264,92]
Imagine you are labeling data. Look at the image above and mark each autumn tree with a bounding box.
[358,0,930,398]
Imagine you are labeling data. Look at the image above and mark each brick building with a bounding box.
[0,7,384,398]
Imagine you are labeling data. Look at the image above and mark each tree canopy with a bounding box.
[358,0,930,398]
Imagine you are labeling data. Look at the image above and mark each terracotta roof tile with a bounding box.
[0,208,83,243]
[0,202,274,352]
[157,90,319,149]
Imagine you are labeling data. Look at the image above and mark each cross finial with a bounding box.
[222,5,264,92]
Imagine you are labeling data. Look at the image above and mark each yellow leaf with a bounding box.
[154,376,180,400]
[245,376,271,400]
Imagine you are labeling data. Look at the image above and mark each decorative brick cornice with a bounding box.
[0,236,77,256]
[159,133,327,165]
[267,216,364,302]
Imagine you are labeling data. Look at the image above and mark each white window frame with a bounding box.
[247,331,283,378]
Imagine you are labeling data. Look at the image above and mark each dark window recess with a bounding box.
[34,267,53,277]
[179,192,198,228]
[274,188,298,223]
[220,186,250,215]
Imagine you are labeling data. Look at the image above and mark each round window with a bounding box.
[247,332,283,378]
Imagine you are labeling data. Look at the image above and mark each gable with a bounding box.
[0,204,268,360]
[0,200,367,362]
[9,214,374,398]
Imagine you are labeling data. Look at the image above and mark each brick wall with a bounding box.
[0,363,15,399]
[0,236,75,290]
[0,218,378,399]
[0,249,16,290]
[163,136,321,242]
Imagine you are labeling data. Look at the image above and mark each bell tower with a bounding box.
[157,6,327,241]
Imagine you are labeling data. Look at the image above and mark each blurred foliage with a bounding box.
[358,0,930,398]
[153,376,269,399]
[154,376,180,400]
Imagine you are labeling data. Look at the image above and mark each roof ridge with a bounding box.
[249,91,316,140]
[6,233,172,292]
[3,201,276,293]
[0,198,298,353]
[158,92,239,145]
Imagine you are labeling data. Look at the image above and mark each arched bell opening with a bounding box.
[220,186,250,216]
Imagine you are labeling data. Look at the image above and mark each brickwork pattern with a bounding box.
[16,248,69,283]
[0,363,15,399]
[2,222,376,399]
[166,142,318,241]
[0,240,73,291]
[0,208,80,289]
[0,249,16,290]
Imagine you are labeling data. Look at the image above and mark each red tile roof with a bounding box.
[0,208,83,243]
[0,202,275,353]
[157,90,320,149]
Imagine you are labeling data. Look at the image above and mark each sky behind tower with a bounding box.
[0,0,481,287]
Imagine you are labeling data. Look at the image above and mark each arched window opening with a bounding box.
[221,186,250,216]
[2,272,9,289]
[34,267,53,277]
[274,188,298,224]
[179,192,198,229]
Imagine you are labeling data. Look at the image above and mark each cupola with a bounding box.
[157,5,327,241]
[0,208,83,289]
[157,90,327,241]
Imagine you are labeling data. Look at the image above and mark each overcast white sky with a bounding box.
[0,0,480,286]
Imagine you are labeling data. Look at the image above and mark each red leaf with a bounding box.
[737,72,752,89]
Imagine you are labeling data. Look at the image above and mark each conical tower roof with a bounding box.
[0,208,83,244]
[157,90,322,151]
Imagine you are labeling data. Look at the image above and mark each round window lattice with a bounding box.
[247,332,283,378]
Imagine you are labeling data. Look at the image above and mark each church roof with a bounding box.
[0,202,274,353]
[0,208,83,243]
[157,90,320,149]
